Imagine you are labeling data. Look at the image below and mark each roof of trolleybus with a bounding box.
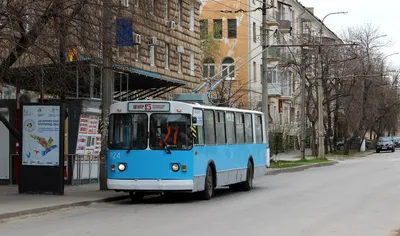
[110,100,265,115]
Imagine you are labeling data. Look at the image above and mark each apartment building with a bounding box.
[267,0,341,130]
[200,0,263,108]
[1,0,202,100]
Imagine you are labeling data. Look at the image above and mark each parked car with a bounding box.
[376,136,395,153]
[393,136,400,148]
[335,137,373,150]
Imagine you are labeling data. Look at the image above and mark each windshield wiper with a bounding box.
[126,139,134,154]
[157,135,171,154]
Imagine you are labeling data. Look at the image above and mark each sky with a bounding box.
[298,0,400,67]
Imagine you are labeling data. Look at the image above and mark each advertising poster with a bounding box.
[22,105,60,166]
[75,114,102,161]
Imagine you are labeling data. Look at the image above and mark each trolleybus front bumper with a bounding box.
[107,179,194,191]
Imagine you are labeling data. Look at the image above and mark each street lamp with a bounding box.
[317,11,348,159]
[381,52,399,74]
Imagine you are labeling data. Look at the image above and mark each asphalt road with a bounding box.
[1,152,400,236]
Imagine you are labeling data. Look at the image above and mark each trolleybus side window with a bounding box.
[235,112,245,144]
[204,109,216,145]
[193,109,205,145]
[255,114,263,143]
[149,114,193,150]
[226,111,236,144]
[215,111,226,145]
[108,113,148,150]
[244,113,253,144]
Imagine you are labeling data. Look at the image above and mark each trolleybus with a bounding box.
[107,100,268,201]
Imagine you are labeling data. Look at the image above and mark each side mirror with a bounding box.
[192,117,197,124]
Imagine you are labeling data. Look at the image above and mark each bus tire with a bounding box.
[241,161,254,191]
[129,192,144,202]
[200,165,214,200]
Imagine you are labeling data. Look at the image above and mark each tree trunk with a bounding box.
[333,95,339,151]
[344,136,356,155]
[311,121,317,156]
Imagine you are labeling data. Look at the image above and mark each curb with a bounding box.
[0,194,130,221]
[266,160,339,176]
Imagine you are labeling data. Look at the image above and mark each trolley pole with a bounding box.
[100,0,113,190]
[261,0,269,144]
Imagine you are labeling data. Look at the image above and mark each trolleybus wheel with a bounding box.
[129,192,144,202]
[200,165,214,200]
[241,161,254,191]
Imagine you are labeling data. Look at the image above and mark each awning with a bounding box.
[4,56,186,100]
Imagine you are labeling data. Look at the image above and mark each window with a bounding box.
[255,115,263,143]
[215,111,226,145]
[244,114,253,143]
[134,0,138,7]
[134,44,140,61]
[150,45,155,66]
[226,112,236,144]
[190,7,195,31]
[149,114,193,150]
[253,22,257,43]
[164,43,169,69]
[165,0,169,19]
[120,0,129,7]
[178,0,182,24]
[227,19,237,38]
[253,61,257,82]
[190,54,195,75]
[178,53,182,73]
[200,19,208,39]
[213,19,222,39]
[109,114,148,150]
[301,20,311,35]
[193,109,205,145]
[203,58,215,79]
[204,110,215,145]
[235,113,245,144]
[222,57,235,79]
[150,0,156,14]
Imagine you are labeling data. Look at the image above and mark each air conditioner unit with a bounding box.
[133,33,141,45]
[176,45,184,53]
[167,20,176,30]
[148,36,157,45]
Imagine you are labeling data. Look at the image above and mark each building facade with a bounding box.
[200,0,342,146]
[0,0,203,186]
[1,0,202,100]
[199,0,263,108]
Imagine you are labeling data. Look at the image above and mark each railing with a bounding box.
[65,154,100,185]
[7,154,100,186]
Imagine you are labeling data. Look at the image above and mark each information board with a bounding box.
[22,105,61,166]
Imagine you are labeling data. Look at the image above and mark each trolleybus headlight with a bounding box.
[171,163,180,172]
[118,163,126,171]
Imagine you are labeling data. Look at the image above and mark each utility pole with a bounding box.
[100,0,113,190]
[300,47,306,160]
[261,0,269,146]
[317,11,348,159]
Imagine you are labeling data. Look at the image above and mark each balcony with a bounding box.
[277,20,292,34]
[268,82,281,96]
[281,85,292,100]
[268,47,280,62]
[267,68,292,98]
[266,10,279,27]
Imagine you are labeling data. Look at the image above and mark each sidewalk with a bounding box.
[0,183,129,220]
[271,148,313,161]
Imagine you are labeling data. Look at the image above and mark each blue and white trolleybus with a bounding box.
[107,100,268,201]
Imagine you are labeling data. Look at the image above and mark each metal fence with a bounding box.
[65,154,100,185]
